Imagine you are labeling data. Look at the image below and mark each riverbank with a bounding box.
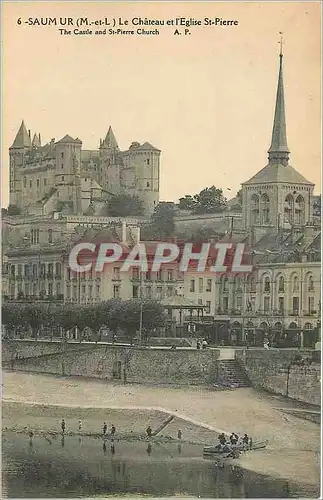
[2,370,320,489]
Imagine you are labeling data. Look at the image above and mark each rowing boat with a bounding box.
[203,440,268,455]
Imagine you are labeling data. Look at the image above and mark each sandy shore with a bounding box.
[2,370,321,488]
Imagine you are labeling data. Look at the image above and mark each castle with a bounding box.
[9,125,161,216]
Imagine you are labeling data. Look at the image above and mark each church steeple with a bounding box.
[268,43,290,166]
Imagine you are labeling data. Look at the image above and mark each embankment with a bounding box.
[2,340,220,385]
[236,349,321,406]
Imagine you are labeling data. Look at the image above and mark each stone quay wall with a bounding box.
[2,340,220,386]
[236,349,321,406]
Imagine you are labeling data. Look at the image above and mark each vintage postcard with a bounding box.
[1,1,321,499]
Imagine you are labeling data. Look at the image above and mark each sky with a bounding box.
[1,2,321,208]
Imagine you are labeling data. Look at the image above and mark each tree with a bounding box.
[192,186,226,214]
[7,204,21,215]
[178,195,195,211]
[107,194,144,217]
[142,202,176,240]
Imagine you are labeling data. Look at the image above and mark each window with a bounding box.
[30,180,32,187]
[223,297,228,311]
[206,301,211,314]
[167,270,173,281]
[32,264,38,277]
[113,267,120,279]
[23,177,26,188]
[113,285,120,298]
[18,264,22,276]
[156,286,163,299]
[308,296,314,313]
[11,265,15,277]
[24,265,29,278]
[198,299,203,306]
[146,182,150,187]
[55,262,61,277]
[48,229,53,243]
[132,285,139,298]
[37,179,40,188]
[40,264,46,278]
[156,270,162,281]
[61,176,64,181]
[61,152,64,159]
[264,296,270,312]
[88,285,92,297]
[147,159,150,165]
[132,268,139,279]
[56,283,61,296]
[278,297,284,313]
[190,279,195,292]
[292,297,299,313]
[48,263,53,277]
[264,277,270,292]
[61,164,64,169]
[198,278,203,293]
[206,279,212,292]
[166,286,173,297]
[48,283,53,295]
[146,286,152,299]
[278,276,284,292]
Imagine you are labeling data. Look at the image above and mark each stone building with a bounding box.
[9,125,160,216]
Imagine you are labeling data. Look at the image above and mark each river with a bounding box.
[2,433,319,498]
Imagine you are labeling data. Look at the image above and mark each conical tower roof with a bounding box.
[10,120,31,149]
[32,133,41,148]
[101,126,119,149]
[268,52,290,166]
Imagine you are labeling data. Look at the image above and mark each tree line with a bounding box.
[2,299,167,343]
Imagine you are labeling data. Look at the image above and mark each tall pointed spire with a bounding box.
[101,126,119,149]
[10,120,32,149]
[268,41,290,166]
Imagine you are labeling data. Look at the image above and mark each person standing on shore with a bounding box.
[111,424,116,436]
[177,430,182,440]
[61,419,66,434]
[78,420,82,432]
[103,422,107,435]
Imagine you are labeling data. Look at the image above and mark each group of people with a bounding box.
[216,432,252,454]
[60,419,116,437]
[196,339,208,350]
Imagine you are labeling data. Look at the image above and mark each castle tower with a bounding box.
[241,47,314,233]
[55,135,82,214]
[99,126,119,158]
[123,141,161,215]
[9,120,32,208]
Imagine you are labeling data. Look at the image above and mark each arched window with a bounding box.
[250,194,259,224]
[263,276,270,292]
[260,322,268,331]
[248,276,256,293]
[289,322,298,329]
[294,195,305,225]
[292,275,299,293]
[284,194,294,224]
[306,274,314,292]
[260,193,270,224]
[304,322,313,330]
[278,276,284,292]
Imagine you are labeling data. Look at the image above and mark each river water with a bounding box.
[2,433,319,498]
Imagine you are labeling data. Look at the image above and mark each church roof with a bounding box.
[10,121,31,148]
[243,163,313,186]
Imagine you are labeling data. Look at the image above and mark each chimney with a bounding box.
[121,222,127,244]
